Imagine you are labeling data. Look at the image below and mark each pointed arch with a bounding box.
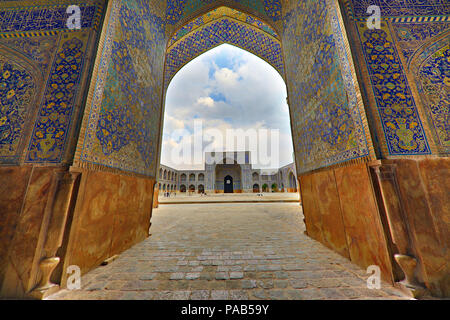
[164,6,284,89]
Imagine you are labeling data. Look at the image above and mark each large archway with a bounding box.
[19,0,374,298]
[74,0,374,181]
[2,0,448,299]
[161,6,289,198]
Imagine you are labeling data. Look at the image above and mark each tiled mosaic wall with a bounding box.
[346,0,449,156]
[282,0,373,174]
[411,38,449,156]
[0,0,105,164]
[75,0,166,177]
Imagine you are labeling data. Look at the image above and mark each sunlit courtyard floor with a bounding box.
[48,203,409,300]
[158,192,300,203]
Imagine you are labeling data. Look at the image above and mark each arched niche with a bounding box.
[0,45,43,164]
[408,34,450,156]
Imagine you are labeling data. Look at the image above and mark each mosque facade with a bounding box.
[158,152,298,193]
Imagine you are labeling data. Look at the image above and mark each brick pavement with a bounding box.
[48,203,409,300]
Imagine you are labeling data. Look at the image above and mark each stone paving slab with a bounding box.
[48,203,410,300]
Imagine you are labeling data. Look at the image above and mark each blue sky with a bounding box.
[161,44,294,170]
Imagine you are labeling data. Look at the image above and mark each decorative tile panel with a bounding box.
[283,0,372,174]
[76,0,166,177]
[0,1,104,164]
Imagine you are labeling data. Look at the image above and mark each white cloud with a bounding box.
[196,96,215,108]
[165,115,185,130]
[214,67,239,87]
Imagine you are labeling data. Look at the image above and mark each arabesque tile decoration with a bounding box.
[0,51,37,163]
[356,22,431,155]
[166,0,281,26]
[167,6,279,47]
[283,0,372,174]
[391,21,449,65]
[350,0,449,18]
[390,21,449,156]
[0,0,105,164]
[347,0,449,156]
[76,0,167,177]
[412,37,449,155]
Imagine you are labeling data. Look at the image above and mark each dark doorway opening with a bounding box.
[224,175,233,193]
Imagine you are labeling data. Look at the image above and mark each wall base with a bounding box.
[299,158,449,298]
[0,166,155,299]
[59,168,155,288]
[299,162,395,284]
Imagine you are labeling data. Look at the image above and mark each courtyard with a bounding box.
[48,203,409,300]
[158,192,300,204]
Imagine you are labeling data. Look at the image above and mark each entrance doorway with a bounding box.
[224,175,233,193]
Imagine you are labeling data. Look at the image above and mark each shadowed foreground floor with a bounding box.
[48,203,409,300]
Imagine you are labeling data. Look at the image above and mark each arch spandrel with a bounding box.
[165,0,283,35]
[164,9,284,89]
[167,6,279,47]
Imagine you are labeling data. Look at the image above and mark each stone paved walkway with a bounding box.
[48,203,409,300]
